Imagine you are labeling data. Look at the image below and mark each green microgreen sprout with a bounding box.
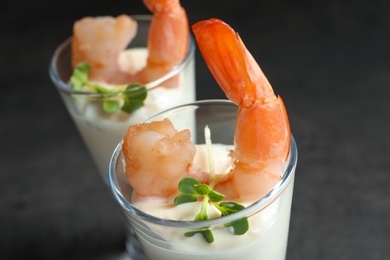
[174,126,249,243]
[69,62,147,114]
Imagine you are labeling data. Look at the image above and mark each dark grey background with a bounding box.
[2,0,390,259]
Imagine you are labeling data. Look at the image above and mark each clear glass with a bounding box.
[109,100,298,260]
[49,15,196,184]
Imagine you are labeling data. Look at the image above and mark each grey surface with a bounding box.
[2,0,390,259]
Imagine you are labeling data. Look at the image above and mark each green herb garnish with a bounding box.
[70,62,147,114]
[174,177,248,243]
[173,126,249,243]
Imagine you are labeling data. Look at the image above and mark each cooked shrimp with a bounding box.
[71,14,137,84]
[71,0,189,86]
[136,0,189,85]
[122,118,196,198]
[192,18,291,202]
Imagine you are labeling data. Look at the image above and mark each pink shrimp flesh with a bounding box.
[71,14,137,84]
[122,118,196,198]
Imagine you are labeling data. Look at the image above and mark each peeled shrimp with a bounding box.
[71,0,189,85]
[122,118,196,198]
[72,14,137,84]
[193,18,291,201]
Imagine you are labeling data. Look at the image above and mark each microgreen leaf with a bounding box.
[225,218,249,235]
[178,177,200,194]
[173,127,249,243]
[70,62,90,91]
[174,178,249,243]
[200,230,214,243]
[69,62,147,114]
[95,85,117,96]
[121,84,147,113]
[194,184,210,196]
[185,230,214,243]
[103,101,120,113]
[95,85,125,94]
[174,194,198,206]
[217,202,249,235]
[218,202,245,215]
[208,190,225,203]
[174,177,201,206]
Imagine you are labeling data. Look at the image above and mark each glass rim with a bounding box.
[109,99,298,229]
[48,14,196,97]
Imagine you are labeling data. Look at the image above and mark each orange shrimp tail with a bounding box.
[192,19,251,106]
[193,18,291,167]
[139,0,189,84]
[144,0,182,12]
[192,18,276,107]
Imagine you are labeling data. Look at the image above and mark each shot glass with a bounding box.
[49,15,196,184]
[109,100,298,260]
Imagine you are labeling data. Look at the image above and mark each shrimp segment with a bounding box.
[193,19,291,201]
[137,0,189,84]
[122,119,196,197]
[72,15,137,84]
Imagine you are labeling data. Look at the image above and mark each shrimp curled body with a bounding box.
[193,19,291,201]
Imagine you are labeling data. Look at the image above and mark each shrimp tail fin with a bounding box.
[192,18,276,107]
